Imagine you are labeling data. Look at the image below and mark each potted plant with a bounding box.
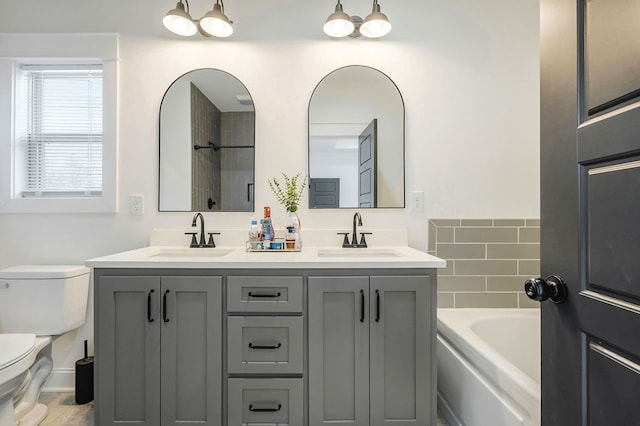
[268,173,307,249]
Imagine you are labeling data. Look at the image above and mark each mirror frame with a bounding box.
[307,65,406,209]
[158,68,256,212]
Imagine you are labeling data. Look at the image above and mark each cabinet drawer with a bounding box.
[227,276,303,313]
[227,317,303,374]
[228,378,303,426]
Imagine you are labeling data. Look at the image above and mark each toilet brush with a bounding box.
[75,340,94,404]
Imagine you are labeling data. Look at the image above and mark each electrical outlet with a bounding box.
[130,194,144,215]
[410,190,424,212]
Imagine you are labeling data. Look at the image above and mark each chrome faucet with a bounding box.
[186,212,219,247]
[338,211,371,248]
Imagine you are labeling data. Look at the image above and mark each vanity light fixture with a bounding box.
[323,0,355,38]
[323,0,391,39]
[163,0,233,38]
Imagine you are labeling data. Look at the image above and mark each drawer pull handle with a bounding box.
[247,291,281,298]
[248,342,282,350]
[249,404,282,412]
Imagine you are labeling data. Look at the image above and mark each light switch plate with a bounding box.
[410,190,424,212]
[130,194,144,215]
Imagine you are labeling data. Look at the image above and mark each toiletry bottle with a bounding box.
[249,217,260,249]
[261,206,274,248]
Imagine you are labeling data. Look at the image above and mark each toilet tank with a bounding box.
[0,265,90,335]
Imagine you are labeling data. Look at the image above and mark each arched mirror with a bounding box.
[159,69,255,212]
[308,65,404,209]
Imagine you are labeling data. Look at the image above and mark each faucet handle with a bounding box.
[207,232,220,248]
[337,232,350,247]
[185,232,198,248]
[359,232,372,247]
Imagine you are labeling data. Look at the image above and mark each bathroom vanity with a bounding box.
[88,245,445,426]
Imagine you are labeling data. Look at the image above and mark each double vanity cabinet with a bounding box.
[89,246,444,426]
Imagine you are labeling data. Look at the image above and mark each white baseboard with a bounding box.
[42,368,76,392]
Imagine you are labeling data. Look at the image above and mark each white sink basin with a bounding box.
[316,248,404,258]
[150,247,234,258]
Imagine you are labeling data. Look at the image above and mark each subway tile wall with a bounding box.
[191,83,221,211]
[428,219,540,309]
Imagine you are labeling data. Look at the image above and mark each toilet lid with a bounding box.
[0,334,36,370]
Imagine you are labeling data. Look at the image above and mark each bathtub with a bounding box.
[437,309,540,426]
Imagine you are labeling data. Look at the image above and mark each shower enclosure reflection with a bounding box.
[159,69,255,212]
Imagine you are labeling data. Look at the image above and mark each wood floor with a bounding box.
[38,392,449,425]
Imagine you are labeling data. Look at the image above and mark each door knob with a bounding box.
[524,275,568,304]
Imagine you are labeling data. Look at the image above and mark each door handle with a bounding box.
[360,289,365,322]
[163,289,170,322]
[524,275,568,304]
[375,289,381,322]
[147,289,155,323]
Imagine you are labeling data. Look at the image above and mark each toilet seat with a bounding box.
[0,334,36,371]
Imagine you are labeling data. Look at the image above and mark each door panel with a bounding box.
[96,276,161,426]
[587,341,640,425]
[309,178,340,208]
[308,276,370,426]
[160,276,222,426]
[541,0,640,422]
[586,160,640,299]
[585,0,640,114]
[358,119,377,208]
[369,276,432,425]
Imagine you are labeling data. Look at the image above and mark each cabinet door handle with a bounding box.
[249,404,282,412]
[248,342,282,350]
[360,289,365,322]
[163,289,170,323]
[247,291,281,298]
[147,289,155,323]
[375,289,381,322]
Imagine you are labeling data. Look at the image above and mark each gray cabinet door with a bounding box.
[309,276,370,426]
[96,276,161,426]
[369,276,433,426]
[160,276,222,426]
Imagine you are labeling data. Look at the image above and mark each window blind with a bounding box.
[21,66,103,197]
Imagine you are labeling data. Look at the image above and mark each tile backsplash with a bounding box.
[428,219,540,309]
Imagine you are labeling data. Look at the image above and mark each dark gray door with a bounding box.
[540,0,640,423]
[358,119,377,208]
[309,178,340,208]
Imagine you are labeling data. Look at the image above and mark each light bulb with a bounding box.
[163,2,197,36]
[323,1,355,38]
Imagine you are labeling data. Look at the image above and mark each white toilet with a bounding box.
[0,265,90,426]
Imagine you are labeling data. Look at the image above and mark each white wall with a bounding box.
[0,0,540,387]
[159,76,192,210]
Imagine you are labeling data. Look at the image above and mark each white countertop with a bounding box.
[86,245,446,270]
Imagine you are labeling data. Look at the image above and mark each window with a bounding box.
[0,33,118,213]
[20,65,103,197]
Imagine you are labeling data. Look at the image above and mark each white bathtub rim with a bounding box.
[437,308,541,408]
[437,334,539,426]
